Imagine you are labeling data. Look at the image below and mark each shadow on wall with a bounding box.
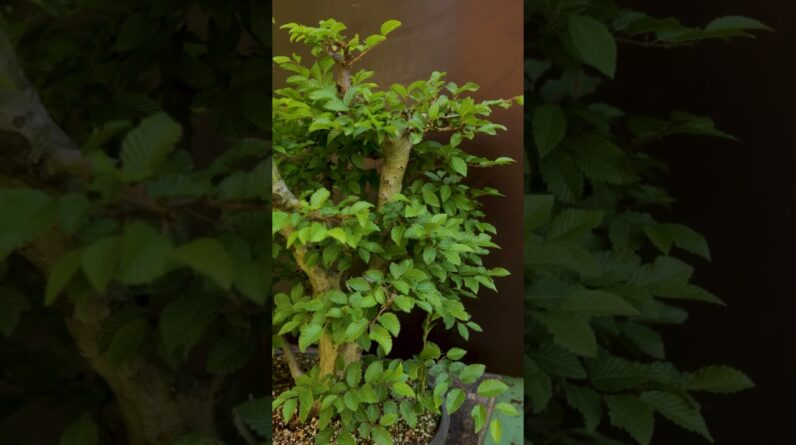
[273,0,525,376]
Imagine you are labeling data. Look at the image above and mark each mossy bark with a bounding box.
[377,136,413,209]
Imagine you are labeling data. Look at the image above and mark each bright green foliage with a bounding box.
[524,1,763,444]
[271,18,521,442]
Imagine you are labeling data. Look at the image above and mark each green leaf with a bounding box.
[378,312,401,337]
[546,208,604,241]
[206,336,254,375]
[371,425,393,445]
[560,290,639,316]
[705,16,772,33]
[446,347,467,361]
[310,188,331,209]
[159,293,219,357]
[569,14,617,77]
[391,381,415,398]
[489,418,502,443]
[533,104,567,157]
[235,397,270,438]
[685,365,754,394]
[380,19,402,36]
[564,384,602,430]
[496,402,520,416]
[369,324,393,355]
[0,189,56,252]
[365,361,384,383]
[535,312,596,357]
[121,112,182,181]
[298,323,323,352]
[82,237,119,292]
[104,316,147,367]
[524,194,555,230]
[531,344,587,379]
[477,379,509,397]
[606,395,654,445]
[445,388,466,413]
[282,398,297,422]
[119,223,173,284]
[45,249,83,305]
[451,157,468,177]
[668,223,711,260]
[471,405,488,433]
[59,413,97,445]
[640,391,712,442]
[171,238,232,289]
[346,362,362,387]
[58,193,91,235]
[459,363,486,384]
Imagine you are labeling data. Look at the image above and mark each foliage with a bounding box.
[1,1,273,444]
[271,18,521,444]
[524,1,765,444]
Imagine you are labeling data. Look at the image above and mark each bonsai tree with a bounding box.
[523,1,768,444]
[0,1,275,444]
[271,19,522,444]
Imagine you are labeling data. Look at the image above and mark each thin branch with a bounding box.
[615,37,695,49]
[280,341,305,380]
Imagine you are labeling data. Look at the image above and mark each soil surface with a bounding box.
[272,352,440,445]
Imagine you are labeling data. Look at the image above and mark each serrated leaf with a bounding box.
[378,312,400,336]
[451,157,468,177]
[535,312,596,357]
[606,395,654,445]
[640,391,712,442]
[159,293,219,357]
[564,383,602,430]
[236,397,271,437]
[0,189,56,252]
[685,365,754,394]
[569,14,617,78]
[533,104,567,157]
[206,336,254,375]
[560,289,639,316]
[82,237,119,292]
[446,388,466,413]
[45,249,83,305]
[370,324,393,355]
[105,316,147,367]
[477,379,509,397]
[392,381,415,398]
[298,323,323,352]
[171,238,232,289]
[118,223,173,285]
[121,113,182,181]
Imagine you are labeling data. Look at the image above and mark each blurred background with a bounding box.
[273,0,525,377]
[614,1,795,442]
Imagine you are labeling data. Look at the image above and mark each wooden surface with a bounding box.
[273,0,524,377]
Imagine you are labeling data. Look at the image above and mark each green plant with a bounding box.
[524,1,768,444]
[271,18,522,444]
[1,1,273,444]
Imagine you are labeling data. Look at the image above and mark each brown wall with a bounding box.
[273,0,524,376]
